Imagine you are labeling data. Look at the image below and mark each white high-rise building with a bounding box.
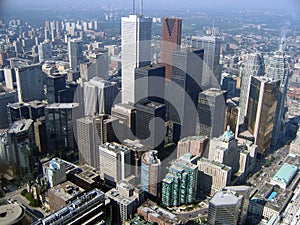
[121,13,152,104]
[68,39,84,71]
[83,77,118,116]
[38,41,52,62]
[99,142,131,183]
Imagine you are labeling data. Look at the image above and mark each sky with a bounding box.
[1,0,299,11]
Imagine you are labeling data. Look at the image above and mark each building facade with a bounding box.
[121,14,152,104]
[161,17,182,80]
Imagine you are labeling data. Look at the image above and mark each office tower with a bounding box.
[15,64,46,102]
[161,17,182,80]
[223,186,251,225]
[245,76,280,154]
[77,114,118,170]
[38,41,52,62]
[111,103,136,141]
[7,102,31,125]
[191,36,221,86]
[80,50,109,81]
[46,73,66,104]
[68,39,84,71]
[141,150,161,199]
[239,53,264,125]
[177,136,209,159]
[208,126,239,174]
[83,77,118,116]
[0,90,17,129]
[122,139,147,181]
[106,181,144,225]
[99,142,131,183]
[266,51,290,146]
[221,75,237,99]
[198,158,232,195]
[42,158,67,188]
[168,48,204,137]
[5,119,37,180]
[45,103,80,162]
[172,47,204,107]
[197,88,226,138]
[33,189,107,225]
[162,153,198,207]
[121,13,152,104]
[134,64,165,104]
[207,191,242,225]
[135,100,166,153]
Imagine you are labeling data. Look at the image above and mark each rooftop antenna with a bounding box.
[140,0,143,16]
[132,0,136,14]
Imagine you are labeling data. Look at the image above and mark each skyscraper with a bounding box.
[207,191,242,225]
[141,150,161,200]
[45,103,79,161]
[134,64,165,104]
[168,48,204,137]
[0,90,17,129]
[80,50,109,81]
[46,73,66,104]
[239,53,264,125]
[197,88,226,138]
[5,119,37,180]
[245,76,280,154]
[111,103,136,141]
[83,77,118,116]
[135,100,166,153]
[121,12,152,104]
[38,41,52,62]
[15,64,46,102]
[162,153,198,207]
[76,114,118,170]
[191,36,221,86]
[161,17,182,80]
[266,51,290,147]
[99,142,131,183]
[68,39,84,71]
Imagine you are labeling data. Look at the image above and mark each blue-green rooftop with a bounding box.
[272,163,298,184]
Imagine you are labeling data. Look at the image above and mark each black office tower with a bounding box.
[135,64,165,104]
[167,48,204,138]
[135,100,166,154]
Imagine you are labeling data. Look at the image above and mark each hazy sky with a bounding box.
[1,0,300,11]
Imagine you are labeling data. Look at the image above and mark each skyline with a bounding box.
[1,0,300,11]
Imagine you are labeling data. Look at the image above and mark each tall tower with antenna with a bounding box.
[121,0,152,104]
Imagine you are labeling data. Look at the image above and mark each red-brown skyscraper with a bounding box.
[161,18,182,80]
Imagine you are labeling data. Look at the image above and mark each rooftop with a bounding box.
[210,191,240,206]
[48,181,83,202]
[0,204,25,225]
[8,119,33,134]
[272,163,298,185]
[46,103,79,109]
[179,135,208,142]
[201,88,224,97]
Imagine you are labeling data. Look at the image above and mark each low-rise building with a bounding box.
[47,181,84,211]
[137,201,181,225]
